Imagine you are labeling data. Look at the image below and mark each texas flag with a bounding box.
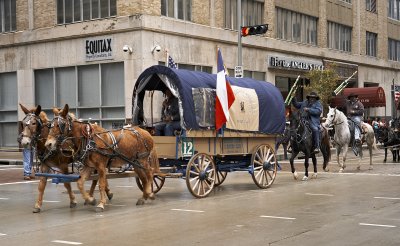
[215,48,235,130]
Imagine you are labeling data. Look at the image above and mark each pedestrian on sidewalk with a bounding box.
[18,121,34,180]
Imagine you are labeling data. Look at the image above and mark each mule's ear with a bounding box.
[20,103,30,114]
[60,104,69,118]
[35,105,41,116]
[52,107,59,115]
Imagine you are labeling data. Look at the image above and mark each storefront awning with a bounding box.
[330,87,386,108]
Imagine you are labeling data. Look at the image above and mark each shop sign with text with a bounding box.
[85,36,113,61]
[268,56,323,71]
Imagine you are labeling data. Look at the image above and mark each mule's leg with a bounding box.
[289,152,299,180]
[88,179,113,201]
[60,166,77,209]
[311,154,318,179]
[135,169,148,205]
[283,143,288,160]
[33,166,50,213]
[302,155,309,181]
[105,179,113,200]
[336,146,344,172]
[95,167,108,212]
[77,167,96,206]
[89,179,97,197]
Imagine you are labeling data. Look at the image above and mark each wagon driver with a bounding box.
[345,93,364,144]
[155,88,181,136]
[292,91,323,154]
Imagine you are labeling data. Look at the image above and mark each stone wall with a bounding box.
[34,0,55,29]
[16,0,28,31]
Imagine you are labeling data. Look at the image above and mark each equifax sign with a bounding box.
[85,36,113,61]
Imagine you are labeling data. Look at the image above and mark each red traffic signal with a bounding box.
[241,24,269,37]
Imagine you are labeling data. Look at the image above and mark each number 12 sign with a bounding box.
[181,138,194,157]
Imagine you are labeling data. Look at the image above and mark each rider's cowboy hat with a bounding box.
[347,93,358,99]
[306,92,320,100]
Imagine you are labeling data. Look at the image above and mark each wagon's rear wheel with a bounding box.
[251,144,277,189]
[215,171,227,187]
[186,153,216,198]
[135,175,165,194]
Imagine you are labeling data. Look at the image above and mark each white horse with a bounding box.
[324,107,377,172]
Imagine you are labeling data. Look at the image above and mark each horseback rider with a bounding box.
[345,93,364,144]
[291,91,323,154]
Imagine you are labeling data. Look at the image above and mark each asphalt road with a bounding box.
[1,150,400,246]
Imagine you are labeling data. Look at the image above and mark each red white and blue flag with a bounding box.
[215,48,235,130]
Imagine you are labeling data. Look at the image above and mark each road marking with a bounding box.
[115,185,134,188]
[359,223,396,228]
[0,197,10,200]
[51,240,82,245]
[0,180,39,186]
[0,233,6,236]
[279,171,400,178]
[305,193,334,197]
[171,208,204,213]
[107,204,126,207]
[250,190,275,193]
[0,167,23,170]
[374,196,400,200]
[43,200,61,203]
[260,215,296,220]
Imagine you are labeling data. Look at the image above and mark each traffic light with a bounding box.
[241,24,268,37]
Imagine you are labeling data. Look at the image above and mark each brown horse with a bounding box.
[19,104,113,212]
[45,104,159,211]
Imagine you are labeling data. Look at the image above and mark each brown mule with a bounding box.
[19,104,113,213]
[45,104,159,212]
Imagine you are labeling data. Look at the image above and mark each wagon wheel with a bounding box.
[251,144,277,189]
[135,175,165,194]
[214,170,227,187]
[186,153,216,198]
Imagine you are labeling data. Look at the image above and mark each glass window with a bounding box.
[161,0,192,21]
[34,63,125,128]
[388,38,400,61]
[388,0,400,20]
[0,72,17,147]
[366,0,376,13]
[57,0,116,24]
[275,8,318,45]
[35,69,54,109]
[328,21,352,52]
[366,31,377,57]
[224,0,264,30]
[341,0,351,3]
[0,0,16,33]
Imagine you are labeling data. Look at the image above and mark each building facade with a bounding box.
[0,0,400,147]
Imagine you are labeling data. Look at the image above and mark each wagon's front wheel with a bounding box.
[186,153,216,198]
[135,175,165,194]
[251,144,277,189]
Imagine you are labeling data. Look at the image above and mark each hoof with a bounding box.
[369,166,373,170]
[70,201,77,208]
[136,198,145,206]
[293,171,298,180]
[107,192,114,201]
[302,176,309,181]
[323,168,329,172]
[149,193,155,200]
[339,168,344,173]
[311,173,318,179]
[84,198,97,206]
[357,166,361,170]
[32,207,41,213]
[95,206,104,213]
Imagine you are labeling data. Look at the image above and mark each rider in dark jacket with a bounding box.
[345,93,364,144]
[292,92,323,153]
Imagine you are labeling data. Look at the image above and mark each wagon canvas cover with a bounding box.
[132,65,285,134]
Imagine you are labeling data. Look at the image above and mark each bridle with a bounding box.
[326,109,345,127]
[49,115,73,146]
[21,113,44,146]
